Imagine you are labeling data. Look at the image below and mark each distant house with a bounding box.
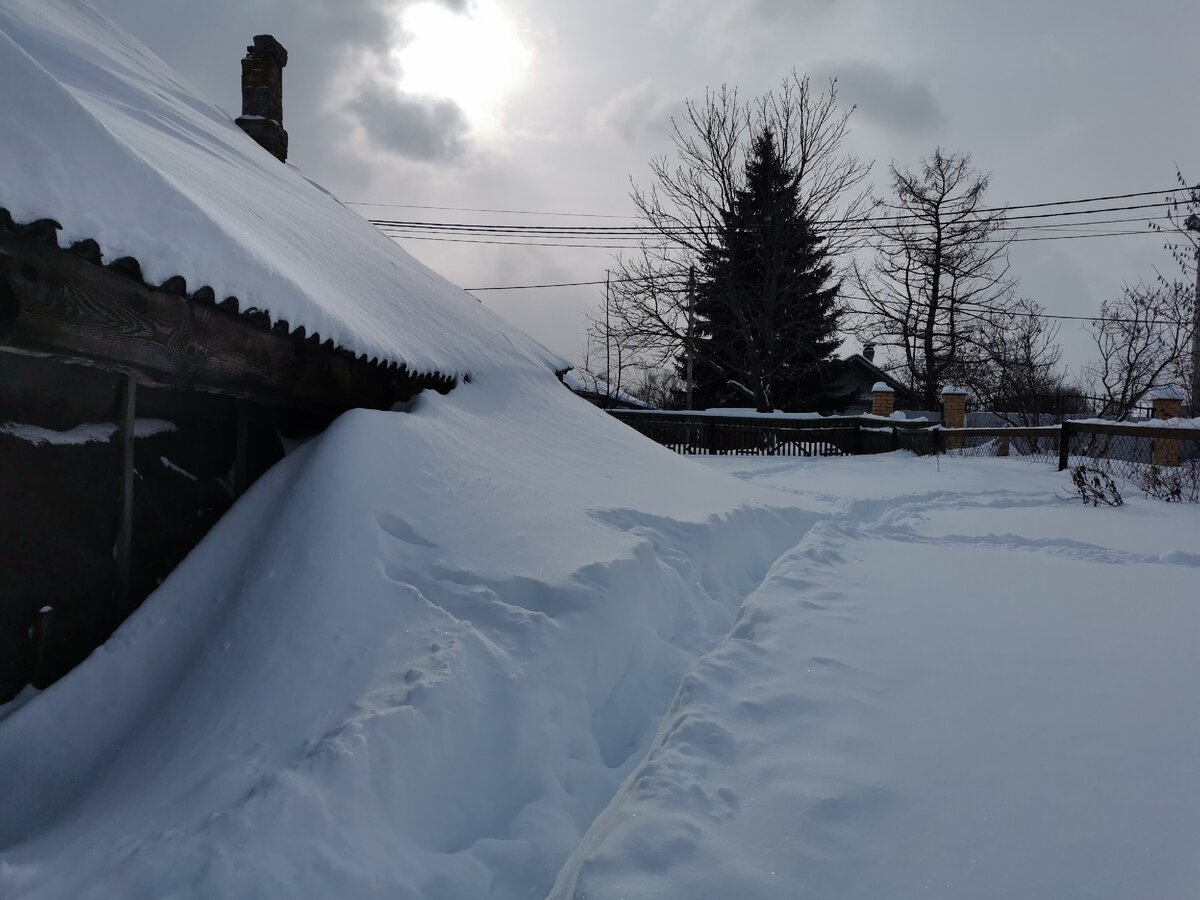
[834,345,925,414]
[0,13,562,699]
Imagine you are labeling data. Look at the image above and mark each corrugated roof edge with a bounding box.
[0,207,461,395]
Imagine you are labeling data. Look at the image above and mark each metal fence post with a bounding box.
[1058,422,1071,471]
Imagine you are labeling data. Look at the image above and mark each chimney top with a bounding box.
[863,342,876,362]
[248,34,288,68]
[235,34,289,162]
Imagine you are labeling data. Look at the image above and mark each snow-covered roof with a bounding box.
[561,368,649,408]
[840,353,917,400]
[0,0,566,382]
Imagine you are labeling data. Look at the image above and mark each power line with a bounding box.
[464,274,1188,329]
[378,189,1197,234]
[349,184,1194,222]
[347,201,635,219]
[372,202,1179,235]
[382,226,1166,251]
[466,278,612,291]
[379,233,662,250]
[370,203,1185,242]
[381,213,1171,238]
[854,293,1189,327]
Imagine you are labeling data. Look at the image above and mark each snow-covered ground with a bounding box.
[555,455,1200,899]
[1,379,1196,899]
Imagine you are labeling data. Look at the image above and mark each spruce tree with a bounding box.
[683,128,846,412]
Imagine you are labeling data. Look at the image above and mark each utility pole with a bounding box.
[604,270,612,402]
[685,265,696,411]
[1186,214,1200,416]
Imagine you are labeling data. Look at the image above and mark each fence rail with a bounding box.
[609,410,938,457]
[609,411,1200,497]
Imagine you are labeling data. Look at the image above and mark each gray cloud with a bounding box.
[651,0,839,53]
[813,61,944,136]
[588,81,680,145]
[349,82,469,161]
[89,0,470,180]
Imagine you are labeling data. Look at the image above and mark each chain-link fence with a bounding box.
[1062,422,1200,503]
[609,410,1200,502]
[926,427,1063,466]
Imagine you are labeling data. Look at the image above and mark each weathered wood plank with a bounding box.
[0,231,452,415]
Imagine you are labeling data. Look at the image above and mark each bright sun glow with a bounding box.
[394,0,530,136]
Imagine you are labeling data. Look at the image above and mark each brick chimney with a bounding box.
[863,343,876,362]
[235,35,288,162]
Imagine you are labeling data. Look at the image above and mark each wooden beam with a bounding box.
[938,426,1062,438]
[114,373,136,616]
[0,230,453,416]
[1065,421,1200,441]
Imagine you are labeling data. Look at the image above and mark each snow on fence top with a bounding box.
[0,0,566,382]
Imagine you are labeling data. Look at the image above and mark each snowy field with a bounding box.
[1,380,1196,900]
[555,455,1200,899]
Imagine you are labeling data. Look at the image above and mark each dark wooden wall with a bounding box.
[0,353,300,700]
[0,213,460,701]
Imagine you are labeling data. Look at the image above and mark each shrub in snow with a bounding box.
[1135,460,1200,504]
[1066,464,1123,508]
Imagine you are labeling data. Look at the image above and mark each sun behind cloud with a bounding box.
[393,0,532,138]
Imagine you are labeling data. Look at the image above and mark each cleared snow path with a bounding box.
[551,455,1200,900]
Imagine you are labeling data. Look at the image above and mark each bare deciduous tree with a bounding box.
[600,73,871,408]
[1148,170,1198,413]
[627,367,683,409]
[1086,281,1192,419]
[960,299,1081,426]
[854,149,1017,408]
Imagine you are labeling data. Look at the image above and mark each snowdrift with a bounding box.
[0,373,814,898]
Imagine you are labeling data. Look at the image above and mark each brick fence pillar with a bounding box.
[871,383,895,417]
[1150,392,1183,467]
[942,386,968,450]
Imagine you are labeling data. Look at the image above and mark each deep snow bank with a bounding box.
[0,0,563,379]
[0,374,813,899]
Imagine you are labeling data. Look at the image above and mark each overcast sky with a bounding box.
[91,0,1199,376]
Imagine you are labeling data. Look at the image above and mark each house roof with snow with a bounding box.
[0,0,565,407]
[836,352,922,408]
